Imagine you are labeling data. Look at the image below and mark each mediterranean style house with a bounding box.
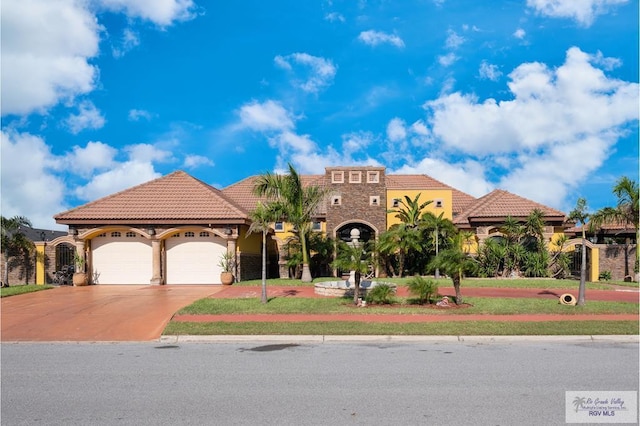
[19,166,629,285]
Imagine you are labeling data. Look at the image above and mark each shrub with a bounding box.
[599,270,612,281]
[407,275,438,304]
[365,284,396,305]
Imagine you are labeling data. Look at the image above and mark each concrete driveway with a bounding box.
[1,285,221,342]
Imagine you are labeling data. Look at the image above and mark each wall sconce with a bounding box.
[40,231,46,242]
[224,226,232,235]
[70,227,78,236]
[148,228,156,236]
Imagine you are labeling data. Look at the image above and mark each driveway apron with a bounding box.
[1,285,221,342]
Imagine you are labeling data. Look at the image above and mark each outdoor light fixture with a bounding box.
[148,228,156,236]
[224,226,232,235]
[70,227,78,236]
[40,231,46,242]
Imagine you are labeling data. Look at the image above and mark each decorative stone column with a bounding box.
[150,239,162,285]
[75,240,86,273]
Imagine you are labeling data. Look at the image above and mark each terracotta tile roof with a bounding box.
[453,189,566,226]
[55,171,249,224]
[386,174,476,215]
[566,220,636,234]
[222,174,328,216]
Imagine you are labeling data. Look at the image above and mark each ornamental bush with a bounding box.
[407,275,438,304]
[365,284,396,305]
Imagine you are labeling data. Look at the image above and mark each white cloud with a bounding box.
[0,130,67,229]
[97,0,198,27]
[74,162,161,201]
[421,47,638,207]
[358,30,405,48]
[325,12,345,22]
[526,0,628,27]
[128,109,154,121]
[64,141,117,178]
[1,0,100,115]
[237,100,295,132]
[183,155,214,169]
[124,144,174,163]
[274,53,337,93]
[112,28,140,58]
[445,30,465,49]
[513,28,526,39]
[478,61,502,81]
[65,101,106,134]
[386,118,407,142]
[438,53,458,67]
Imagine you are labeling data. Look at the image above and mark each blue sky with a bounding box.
[1,0,638,230]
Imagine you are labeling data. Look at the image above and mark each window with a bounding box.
[96,233,106,238]
[370,196,380,206]
[125,231,136,238]
[349,171,361,183]
[392,198,399,208]
[435,199,444,208]
[367,171,379,183]
[331,171,344,183]
[312,221,322,231]
[199,231,210,237]
[274,222,284,232]
[332,195,342,206]
[111,231,121,237]
[171,233,180,238]
[185,231,195,237]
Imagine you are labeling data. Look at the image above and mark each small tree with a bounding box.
[247,202,280,304]
[568,197,589,306]
[406,275,438,304]
[429,232,477,305]
[1,215,34,287]
[332,240,374,304]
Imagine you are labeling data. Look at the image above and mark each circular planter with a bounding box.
[220,272,234,286]
[73,272,88,286]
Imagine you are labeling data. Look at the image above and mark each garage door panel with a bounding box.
[92,236,152,285]
[166,234,225,284]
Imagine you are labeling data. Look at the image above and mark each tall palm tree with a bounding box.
[422,211,456,279]
[377,223,422,277]
[429,231,477,305]
[590,176,639,278]
[247,202,281,303]
[1,215,34,287]
[253,163,327,282]
[568,197,589,305]
[388,193,432,228]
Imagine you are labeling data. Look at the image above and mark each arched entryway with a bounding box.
[334,222,378,278]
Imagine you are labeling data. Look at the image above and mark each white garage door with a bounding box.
[91,232,152,284]
[165,231,226,284]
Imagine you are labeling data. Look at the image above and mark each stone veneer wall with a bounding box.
[0,252,36,285]
[324,167,387,239]
[598,244,637,281]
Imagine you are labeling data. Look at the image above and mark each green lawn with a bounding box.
[0,285,53,298]
[164,320,639,336]
[177,296,639,316]
[236,277,624,290]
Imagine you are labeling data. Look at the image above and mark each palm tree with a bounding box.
[500,216,524,277]
[247,202,281,303]
[568,197,589,306]
[388,193,432,228]
[1,215,34,287]
[429,231,477,304]
[422,211,456,279]
[253,164,327,282]
[590,176,639,278]
[377,223,422,277]
[332,240,374,304]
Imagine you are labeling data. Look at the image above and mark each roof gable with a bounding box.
[453,189,566,226]
[55,171,249,224]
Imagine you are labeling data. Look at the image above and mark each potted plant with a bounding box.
[218,251,235,285]
[72,251,88,286]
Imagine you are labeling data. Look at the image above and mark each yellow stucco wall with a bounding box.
[36,243,45,285]
[386,189,453,229]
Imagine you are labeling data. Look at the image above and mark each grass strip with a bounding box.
[0,285,53,298]
[164,320,639,336]
[235,278,621,290]
[178,297,639,316]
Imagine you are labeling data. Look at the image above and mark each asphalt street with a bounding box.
[2,340,638,425]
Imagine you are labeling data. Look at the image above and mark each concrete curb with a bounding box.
[159,335,640,344]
